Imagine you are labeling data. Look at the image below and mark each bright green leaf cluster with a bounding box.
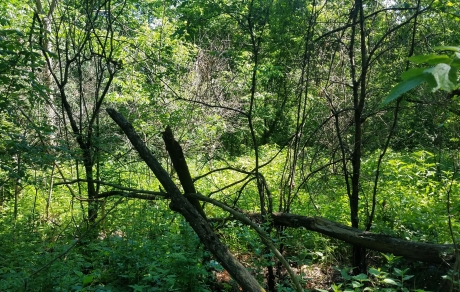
[383,46,460,104]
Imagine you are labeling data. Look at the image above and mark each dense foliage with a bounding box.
[1,0,460,291]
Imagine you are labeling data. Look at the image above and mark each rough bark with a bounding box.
[162,126,207,219]
[256,213,455,264]
[106,108,265,292]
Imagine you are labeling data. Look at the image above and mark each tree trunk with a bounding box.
[161,126,207,219]
[34,0,58,127]
[85,163,98,224]
[46,164,55,220]
[209,212,454,264]
[252,213,455,264]
[107,108,265,292]
[13,152,21,227]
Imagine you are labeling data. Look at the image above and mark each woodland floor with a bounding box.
[212,252,447,291]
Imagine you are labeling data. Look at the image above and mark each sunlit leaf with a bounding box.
[424,63,456,92]
[409,54,451,65]
[352,280,363,288]
[434,46,460,52]
[369,267,381,276]
[383,278,399,285]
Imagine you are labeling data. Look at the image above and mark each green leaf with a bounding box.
[368,267,381,276]
[82,274,93,285]
[402,275,414,281]
[331,283,343,290]
[452,57,460,69]
[401,68,426,80]
[382,75,425,105]
[434,46,460,52]
[74,270,83,277]
[409,54,451,65]
[422,71,438,88]
[383,278,399,285]
[339,268,352,280]
[352,280,364,288]
[448,65,458,84]
[394,267,410,275]
[353,273,369,281]
[424,63,456,92]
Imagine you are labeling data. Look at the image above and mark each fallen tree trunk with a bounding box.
[86,178,456,265]
[190,191,454,264]
[250,212,455,264]
[83,179,455,265]
[106,108,265,292]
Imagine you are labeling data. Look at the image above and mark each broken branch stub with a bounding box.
[162,125,207,219]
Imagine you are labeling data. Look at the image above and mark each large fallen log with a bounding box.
[253,212,455,264]
[193,191,455,264]
[89,179,456,265]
